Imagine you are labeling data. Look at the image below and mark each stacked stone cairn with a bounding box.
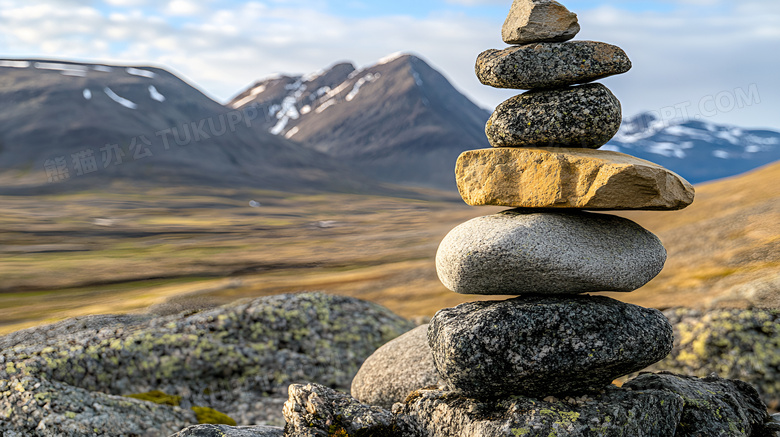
[429,0,696,401]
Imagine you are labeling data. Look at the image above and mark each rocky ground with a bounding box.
[0,293,777,436]
[0,292,414,435]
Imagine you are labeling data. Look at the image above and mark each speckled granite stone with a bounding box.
[395,385,683,437]
[476,41,631,90]
[486,83,622,148]
[428,295,674,399]
[436,209,666,295]
[502,0,580,45]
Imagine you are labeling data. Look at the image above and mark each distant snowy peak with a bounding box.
[228,54,425,138]
[607,112,780,183]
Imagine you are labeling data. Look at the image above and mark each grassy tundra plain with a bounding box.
[1,161,777,335]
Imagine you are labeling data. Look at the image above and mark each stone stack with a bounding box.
[429,0,696,400]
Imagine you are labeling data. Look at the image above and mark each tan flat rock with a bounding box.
[502,0,580,45]
[456,148,695,210]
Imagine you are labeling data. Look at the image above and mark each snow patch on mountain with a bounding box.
[346,73,380,102]
[104,87,137,110]
[0,60,30,68]
[647,141,693,158]
[34,62,88,77]
[285,126,299,139]
[377,52,406,65]
[302,68,325,82]
[148,85,166,102]
[126,67,156,79]
[412,70,423,87]
[315,99,336,114]
[270,79,305,135]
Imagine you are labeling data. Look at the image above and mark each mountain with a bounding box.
[0,59,368,193]
[229,53,491,190]
[4,57,777,193]
[606,112,780,184]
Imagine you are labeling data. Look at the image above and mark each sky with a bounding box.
[1,0,778,130]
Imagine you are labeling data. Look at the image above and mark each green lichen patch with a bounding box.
[191,406,237,426]
[652,308,780,410]
[125,390,182,406]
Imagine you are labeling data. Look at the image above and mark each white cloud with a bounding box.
[0,0,777,130]
[165,0,203,16]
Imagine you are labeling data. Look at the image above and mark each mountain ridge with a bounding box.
[2,55,779,193]
[229,53,492,190]
[0,58,379,194]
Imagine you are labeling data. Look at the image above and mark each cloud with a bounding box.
[0,0,777,129]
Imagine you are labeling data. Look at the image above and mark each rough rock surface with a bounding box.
[652,308,780,411]
[502,0,580,45]
[283,383,395,437]
[485,83,621,149]
[428,295,674,399]
[456,147,695,210]
[0,292,414,431]
[476,41,631,90]
[625,372,773,437]
[396,386,683,437]
[280,375,775,437]
[0,375,194,437]
[171,424,284,437]
[351,324,446,409]
[436,209,666,295]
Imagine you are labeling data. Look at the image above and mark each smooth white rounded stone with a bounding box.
[436,209,666,295]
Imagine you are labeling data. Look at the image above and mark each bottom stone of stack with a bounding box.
[428,295,673,399]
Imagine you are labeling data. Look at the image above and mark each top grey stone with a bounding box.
[503,0,580,45]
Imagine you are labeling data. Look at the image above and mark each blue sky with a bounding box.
[1,0,778,129]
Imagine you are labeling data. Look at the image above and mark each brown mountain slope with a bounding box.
[601,160,780,309]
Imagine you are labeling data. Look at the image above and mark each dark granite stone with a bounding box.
[476,41,631,90]
[171,424,284,437]
[485,83,621,148]
[428,295,674,399]
[396,386,683,437]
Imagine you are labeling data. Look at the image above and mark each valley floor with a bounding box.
[1,162,778,335]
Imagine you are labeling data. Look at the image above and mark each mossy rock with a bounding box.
[191,406,237,426]
[125,389,181,406]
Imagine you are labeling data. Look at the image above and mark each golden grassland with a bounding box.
[1,161,778,335]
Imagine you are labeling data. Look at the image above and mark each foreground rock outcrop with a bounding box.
[653,308,780,412]
[0,375,194,436]
[0,293,414,435]
[281,374,777,437]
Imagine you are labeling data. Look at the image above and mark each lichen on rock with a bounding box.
[650,308,780,412]
[0,292,415,432]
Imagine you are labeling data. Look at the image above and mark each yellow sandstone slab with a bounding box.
[456,147,695,210]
